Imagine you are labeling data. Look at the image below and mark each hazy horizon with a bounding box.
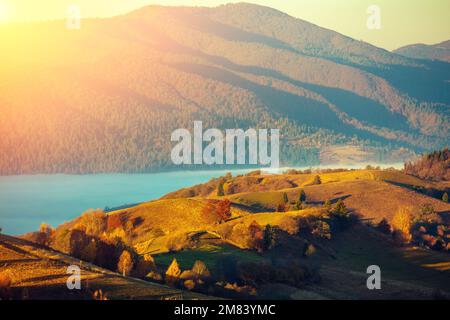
[0,0,449,51]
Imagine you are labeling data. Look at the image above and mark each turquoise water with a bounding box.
[0,170,251,235]
[0,164,403,235]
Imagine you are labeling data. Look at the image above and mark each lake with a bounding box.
[0,170,250,235]
[0,164,403,235]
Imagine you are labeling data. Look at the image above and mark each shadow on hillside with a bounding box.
[168,12,450,106]
[147,35,424,149]
[386,180,449,201]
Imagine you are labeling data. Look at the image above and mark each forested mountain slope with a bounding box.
[0,3,448,174]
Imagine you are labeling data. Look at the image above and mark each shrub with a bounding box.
[93,289,108,300]
[117,250,134,276]
[276,202,286,213]
[311,221,331,240]
[133,254,157,279]
[312,175,321,185]
[192,260,211,280]
[376,218,392,234]
[418,204,436,223]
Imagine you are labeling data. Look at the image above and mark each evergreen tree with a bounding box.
[283,192,289,204]
[263,225,275,251]
[443,192,449,203]
[299,189,306,202]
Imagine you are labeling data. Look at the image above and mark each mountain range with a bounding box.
[0,3,449,174]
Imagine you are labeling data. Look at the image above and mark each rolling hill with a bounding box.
[0,233,208,300]
[394,40,450,63]
[0,3,449,174]
[15,167,450,299]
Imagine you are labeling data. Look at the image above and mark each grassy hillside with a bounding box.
[0,234,208,300]
[13,168,450,299]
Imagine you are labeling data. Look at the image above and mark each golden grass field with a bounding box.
[3,168,450,299]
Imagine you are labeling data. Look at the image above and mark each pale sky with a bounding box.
[0,0,449,50]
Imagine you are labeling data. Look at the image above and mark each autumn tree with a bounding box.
[165,258,182,285]
[216,199,232,222]
[192,260,211,280]
[392,207,413,243]
[248,221,264,252]
[36,223,54,246]
[117,250,134,277]
[79,209,107,237]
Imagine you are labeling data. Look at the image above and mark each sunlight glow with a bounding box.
[0,2,9,23]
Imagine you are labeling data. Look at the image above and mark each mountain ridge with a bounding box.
[0,3,448,174]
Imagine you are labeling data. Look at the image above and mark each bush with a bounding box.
[311,221,331,240]
[312,175,321,185]
[276,202,286,212]
[376,218,392,234]
[418,204,436,223]
[133,254,157,278]
[192,260,211,280]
